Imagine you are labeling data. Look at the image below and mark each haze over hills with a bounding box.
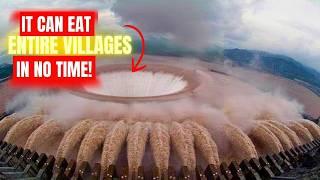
[135,38,320,95]
[222,49,320,95]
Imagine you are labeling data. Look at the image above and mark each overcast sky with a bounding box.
[0,0,319,70]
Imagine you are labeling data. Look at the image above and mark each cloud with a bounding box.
[224,0,320,69]
[112,0,320,69]
[112,0,226,49]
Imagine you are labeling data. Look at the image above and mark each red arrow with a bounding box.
[123,24,146,72]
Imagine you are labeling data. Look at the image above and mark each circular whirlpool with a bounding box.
[71,64,200,102]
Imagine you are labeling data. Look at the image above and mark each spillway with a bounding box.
[0,60,319,179]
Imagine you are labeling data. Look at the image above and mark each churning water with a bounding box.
[85,71,188,97]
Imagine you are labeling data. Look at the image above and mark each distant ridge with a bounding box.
[139,39,320,92]
[0,64,12,80]
[223,49,320,95]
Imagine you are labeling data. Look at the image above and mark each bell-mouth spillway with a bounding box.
[70,64,201,102]
[1,57,320,179]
